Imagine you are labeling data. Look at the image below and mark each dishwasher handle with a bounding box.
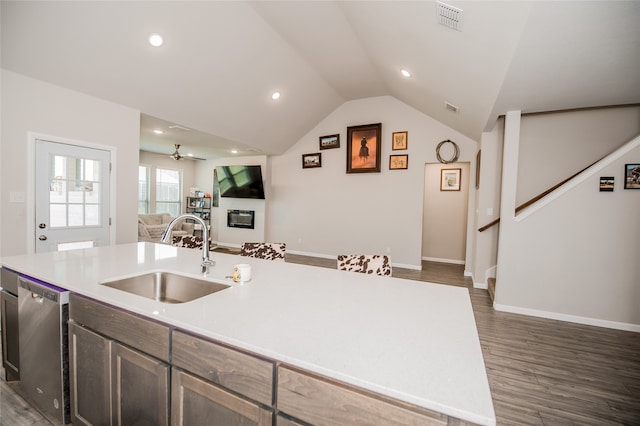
[29,292,45,304]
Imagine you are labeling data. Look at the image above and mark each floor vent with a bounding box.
[445,102,460,114]
[437,1,463,31]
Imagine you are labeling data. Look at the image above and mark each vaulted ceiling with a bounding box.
[2,1,639,159]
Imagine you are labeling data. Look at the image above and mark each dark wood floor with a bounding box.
[2,253,639,425]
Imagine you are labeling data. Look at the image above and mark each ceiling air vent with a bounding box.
[437,1,463,31]
[168,125,191,132]
[445,102,460,114]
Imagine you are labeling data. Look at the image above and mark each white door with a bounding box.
[35,140,111,253]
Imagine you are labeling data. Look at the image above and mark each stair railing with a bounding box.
[478,159,600,232]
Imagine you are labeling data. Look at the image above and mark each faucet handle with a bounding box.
[201,259,216,274]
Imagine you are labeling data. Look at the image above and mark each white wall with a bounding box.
[469,119,504,286]
[495,110,640,331]
[422,162,470,264]
[517,106,640,205]
[268,96,478,269]
[0,70,140,256]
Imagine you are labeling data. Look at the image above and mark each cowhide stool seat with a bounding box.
[240,242,286,261]
[336,254,392,276]
[171,235,205,250]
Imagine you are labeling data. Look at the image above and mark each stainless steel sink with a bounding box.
[101,272,229,303]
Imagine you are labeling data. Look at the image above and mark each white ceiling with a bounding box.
[2,1,639,159]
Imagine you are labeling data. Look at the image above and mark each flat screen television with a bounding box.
[216,165,265,199]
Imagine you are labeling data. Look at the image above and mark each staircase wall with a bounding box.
[494,111,640,331]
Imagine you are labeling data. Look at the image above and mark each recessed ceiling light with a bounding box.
[401,69,412,78]
[148,33,163,47]
[271,91,281,100]
[153,129,164,134]
[231,149,239,154]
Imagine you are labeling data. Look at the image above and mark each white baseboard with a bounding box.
[493,303,640,333]
[422,256,465,265]
[473,281,488,290]
[286,249,336,260]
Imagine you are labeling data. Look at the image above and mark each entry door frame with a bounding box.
[26,132,117,254]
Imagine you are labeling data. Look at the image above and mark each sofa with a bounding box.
[138,213,194,242]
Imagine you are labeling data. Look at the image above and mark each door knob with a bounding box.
[38,235,47,241]
[39,223,47,229]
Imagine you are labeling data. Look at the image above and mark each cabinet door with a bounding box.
[172,368,272,426]
[277,366,447,426]
[69,322,111,426]
[1,269,20,382]
[1,290,19,381]
[112,342,169,426]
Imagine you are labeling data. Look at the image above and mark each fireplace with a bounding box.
[227,209,255,229]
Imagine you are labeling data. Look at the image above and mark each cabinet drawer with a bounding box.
[276,414,306,426]
[172,369,272,426]
[172,330,274,406]
[277,366,448,426]
[69,293,170,362]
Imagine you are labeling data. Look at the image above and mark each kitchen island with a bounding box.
[1,242,495,425]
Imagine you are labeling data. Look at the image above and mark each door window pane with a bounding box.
[50,180,66,203]
[83,159,101,181]
[68,204,84,227]
[85,205,100,226]
[50,205,67,227]
[85,182,100,204]
[68,181,84,203]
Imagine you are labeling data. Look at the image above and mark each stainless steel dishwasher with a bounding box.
[18,275,70,424]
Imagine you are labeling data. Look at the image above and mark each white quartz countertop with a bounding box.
[1,243,495,425]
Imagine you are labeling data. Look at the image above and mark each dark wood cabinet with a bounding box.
[171,330,274,424]
[112,342,169,426]
[172,330,274,407]
[277,366,451,426]
[1,268,20,382]
[69,323,110,426]
[69,294,170,426]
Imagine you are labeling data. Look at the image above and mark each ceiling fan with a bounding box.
[169,144,204,161]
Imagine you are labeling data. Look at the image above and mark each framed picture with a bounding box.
[624,163,640,189]
[475,150,481,189]
[389,154,408,170]
[599,176,614,192]
[441,168,461,191]
[392,131,408,150]
[319,134,340,150]
[302,153,322,169]
[346,123,382,173]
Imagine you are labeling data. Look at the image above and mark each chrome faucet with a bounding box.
[161,214,215,273]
